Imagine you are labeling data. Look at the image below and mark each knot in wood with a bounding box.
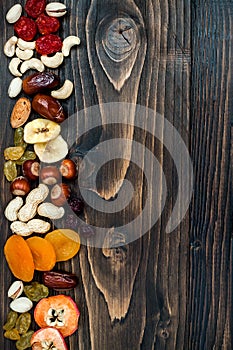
[102,17,139,62]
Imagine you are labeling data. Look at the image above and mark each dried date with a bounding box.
[23,72,60,95]
[32,94,66,123]
[42,271,78,291]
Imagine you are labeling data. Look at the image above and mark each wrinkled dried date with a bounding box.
[32,94,66,123]
[42,271,78,291]
[23,72,60,95]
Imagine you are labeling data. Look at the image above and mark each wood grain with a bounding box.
[188,1,233,349]
[0,0,232,349]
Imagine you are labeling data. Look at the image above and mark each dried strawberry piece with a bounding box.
[36,34,63,55]
[14,16,37,41]
[36,14,60,35]
[25,0,46,19]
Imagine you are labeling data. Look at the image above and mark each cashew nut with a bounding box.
[4,36,18,57]
[8,77,22,98]
[37,202,65,219]
[9,57,22,77]
[62,36,81,57]
[17,38,36,50]
[20,58,45,74]
[41,52,64,68]
[16,47,34,61]
[6,4,22,23]
[4,196,24,221]
[51,79,74,99]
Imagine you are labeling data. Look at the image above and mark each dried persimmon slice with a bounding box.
[34,295,80,337]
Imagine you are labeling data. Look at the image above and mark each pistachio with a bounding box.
[6,4,22,23]
[8,77,23,98]
[8,280,24,299]
[45,2,67,17]
[10,297,33,313]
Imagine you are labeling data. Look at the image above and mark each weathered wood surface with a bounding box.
[0,0,232,349]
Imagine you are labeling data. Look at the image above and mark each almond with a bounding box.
[10,97,31,128]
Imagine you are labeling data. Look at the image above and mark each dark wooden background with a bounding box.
[0,0,232,349]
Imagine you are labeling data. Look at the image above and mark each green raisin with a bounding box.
[4,146,25,161]
[4,328,20,340]
[15,151,37,166]
[4,160,17,181]
[15,313,31,335]
[24,282,49,302]
[14,127,27,149]
[3,310,18,331]
[16,330,34,350]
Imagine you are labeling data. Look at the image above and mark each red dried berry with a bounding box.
[36,14,60,35]
[36,34,63,55]
[25,0,46,19]
[68,196,84,215]
[14,16,37,41]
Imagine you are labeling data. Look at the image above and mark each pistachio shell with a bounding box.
[10,297,33,313]
[8,280,24,299]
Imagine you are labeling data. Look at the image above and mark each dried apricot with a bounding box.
[4,235,34,282]
[45,229,80,262]
[26,237,56,271]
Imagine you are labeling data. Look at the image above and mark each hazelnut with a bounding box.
[22,159,40,181]
[40,166,60,185]
[59,159,77,179]
[10,176,30,196]
[51,183,71,206]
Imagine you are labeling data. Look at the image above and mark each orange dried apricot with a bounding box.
[4,235,34,282]
[26,236,56,271]
[45,229,80,262]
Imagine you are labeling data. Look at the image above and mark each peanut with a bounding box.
[37,202,65,220]
[4,197,24,222]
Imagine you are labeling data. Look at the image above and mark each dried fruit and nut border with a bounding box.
[3,1,85,349]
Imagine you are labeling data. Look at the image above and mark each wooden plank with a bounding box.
[188,1,233,349]
[0,0,232,349]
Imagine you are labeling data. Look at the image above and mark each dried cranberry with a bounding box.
[79,224,95,238]
[68,196,84,215]
[14,16,37,41]
[64,214,79,230]
[36,14,60,35]
[25,0,46,19]
[36,34,62,55]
